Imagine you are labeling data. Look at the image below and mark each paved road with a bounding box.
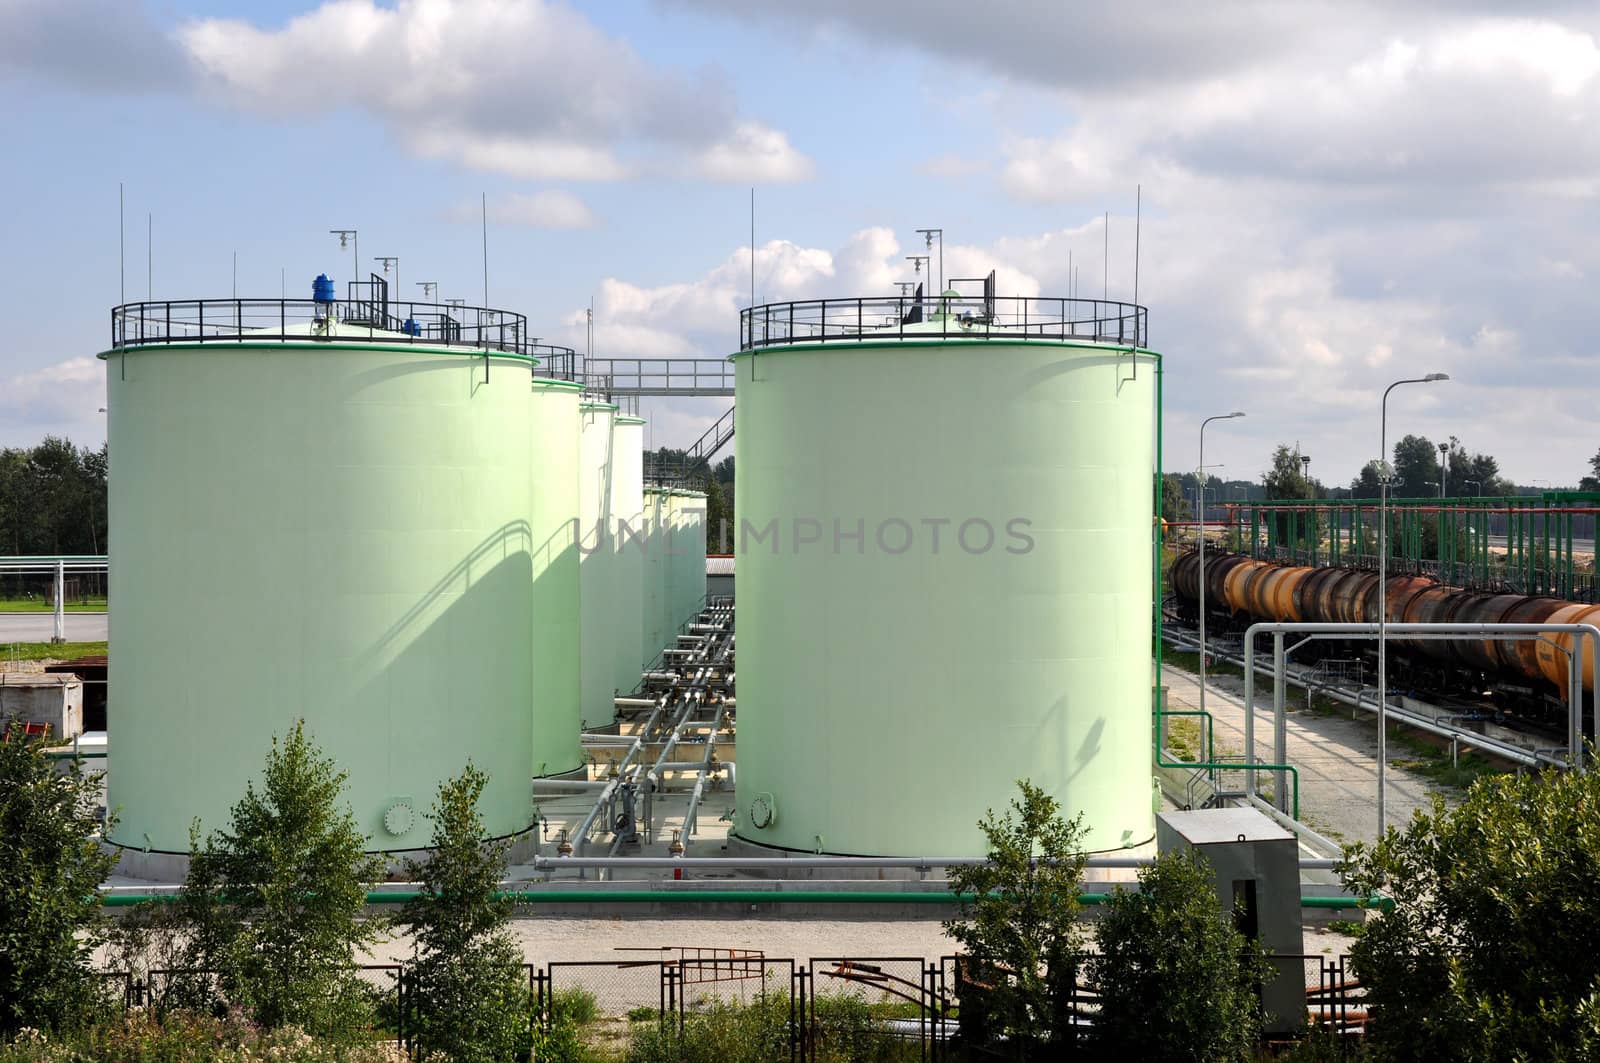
[1485,535,1594,555]
[1161,662,1448,849]
[0,612,108,643]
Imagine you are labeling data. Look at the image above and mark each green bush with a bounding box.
[396,765,529,1063]
[1090,850,1271,1062]
[943,779,1088,1055]
[0,1010,394,1061]
[1342,766,1600,1062]
[0,722,117,1037]
[178,722,387,1039]
[626,996,789,1063]
[624,992,903,1063]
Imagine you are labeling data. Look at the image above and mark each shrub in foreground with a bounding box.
[396,765,529,1063]
[0,1010,394,1061]
[1343,766,1600,1062]
[180,721,387,1039]
[1091,850,1271,1062]
[943,779,1088,1055]
[0,722,116,1037]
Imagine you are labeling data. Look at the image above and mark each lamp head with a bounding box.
[1424,372,1449,382]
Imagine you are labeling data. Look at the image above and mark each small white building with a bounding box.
[1,673,84,740]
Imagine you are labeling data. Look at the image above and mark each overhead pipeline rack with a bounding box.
[1213,492,1600,601]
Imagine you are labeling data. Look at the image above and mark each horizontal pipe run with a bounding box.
[529,855,1340,871]
[1163,630,1558,770]
[98,887,1379,909]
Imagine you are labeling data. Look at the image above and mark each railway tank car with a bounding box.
[1169,551,1598,705]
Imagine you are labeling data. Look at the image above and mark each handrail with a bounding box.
[738,294,1148,351]
[109,298,577,379]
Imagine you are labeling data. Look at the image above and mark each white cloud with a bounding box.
[0,358,106,444]
[413,131,629,182]
[445,190,598,229]
[691,122,814,183]
[0,0,189,92]
[177,0,813,183]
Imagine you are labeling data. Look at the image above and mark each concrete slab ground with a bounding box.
[1160,661,1457,849]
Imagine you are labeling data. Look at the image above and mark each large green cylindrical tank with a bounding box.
[577,402,618,728]
[670,490,707,625]
[731,333,1159,856]
[530,380,583,777]
[611,417,646,694]
[104,339,561,856]
[641,486,666,665]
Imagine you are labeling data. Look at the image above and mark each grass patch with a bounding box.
[1326,919,1365,938]
[1163,647,1249,685]
[3,640,108,662]
[1388,727,1501,791]
[1165,717,1202,761]
[0,596,107,614]
[552,986,600,1027]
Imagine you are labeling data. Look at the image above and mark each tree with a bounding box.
[182,721,386,1037]
[1261,445,1323,549]
[1160,473,1190,525]
[1390,434,1441,497]
[395,764,529,1063]
[1090,851,1270,1061]
[1440,436,1505,497]
[0,722,117,1036]
[1341,768,1600,1061]
[1351,459,1384,497]
[944,780,1088,1055]
[1262,444,1316,501]
[1581,448,1600,492]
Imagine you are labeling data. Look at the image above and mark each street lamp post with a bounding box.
[1198,413,1245,736]
[374,256,399,307]
[906,256,930,316]
[916,228,944,296]
[329,229,357,288]
[1377,373,1449,837]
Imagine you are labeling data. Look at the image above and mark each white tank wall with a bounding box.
[529,381,584,777]
[105,342,557,854]
[577,403,618,728]
[611,417,646,696]
[641,487,666,665]
[670,490,708,625]
[731,338,1159,856]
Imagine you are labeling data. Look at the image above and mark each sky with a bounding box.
[1,0,1597,487]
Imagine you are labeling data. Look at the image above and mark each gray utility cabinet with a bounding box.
[1156,808,1304,1034]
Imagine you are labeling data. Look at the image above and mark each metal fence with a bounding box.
[109,297,578,380]
[739,295,1149,351]
[94,951,1363,1059]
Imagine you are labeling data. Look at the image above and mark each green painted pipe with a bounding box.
[1153,708,1217,768]
[1304,894,1394,912]
[100,890,1111,908]
[101,888,1390,910]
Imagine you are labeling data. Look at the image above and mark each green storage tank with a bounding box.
[730,296,1159,856]
[670,489,708,625]
[611,416,646,694]
[577,402,618,728]
[530,380,583,777]
[641,486,667,666]
[101,301,579,863]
